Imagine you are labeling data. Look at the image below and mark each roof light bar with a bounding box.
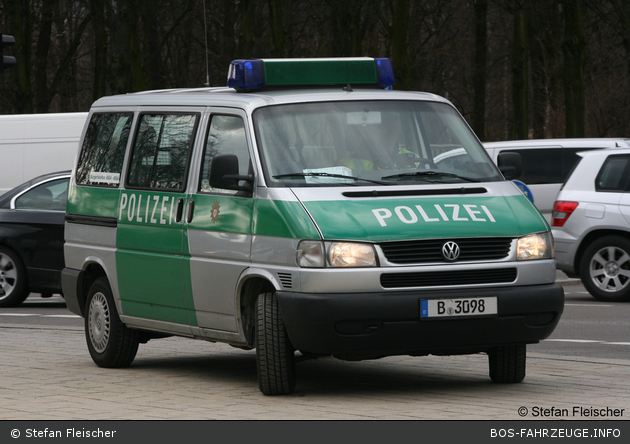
[227,58,394,92]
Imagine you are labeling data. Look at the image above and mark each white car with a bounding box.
[484,139,630,223]
[552,148,630,302]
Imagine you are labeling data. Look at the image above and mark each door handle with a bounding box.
[175,198,185,223]
[186,199,195,223]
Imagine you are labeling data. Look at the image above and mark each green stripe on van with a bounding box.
[66,185,119,217]
[252,199,320,239]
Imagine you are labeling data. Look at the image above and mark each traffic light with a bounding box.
[2,33,17,73]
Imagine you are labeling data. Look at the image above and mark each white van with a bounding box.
[483,138,630,223]
[62,58,563,395]
[0,112,87,194]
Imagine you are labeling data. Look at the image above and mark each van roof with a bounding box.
[483,138,630,149]
[90,87,452,112]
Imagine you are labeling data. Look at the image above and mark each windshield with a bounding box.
[253,100,502,187]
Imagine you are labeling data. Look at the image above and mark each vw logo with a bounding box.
[442,241,460,261]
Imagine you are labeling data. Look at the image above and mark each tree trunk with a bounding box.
[6,0,34,113]
[391,0,411,90]
[236,0,257,58]
[91,0,108,101]
[472,0,487,141]
[268,0,286,57]
[512,4,528,140]
[562,0,585,138]
[34,0,55,113]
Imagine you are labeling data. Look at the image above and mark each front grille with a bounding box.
[379,237,513,264]
[380,268,517,288]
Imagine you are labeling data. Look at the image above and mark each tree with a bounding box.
[562,0,586,137]
[511,1,529,139]
[472,0,488,140]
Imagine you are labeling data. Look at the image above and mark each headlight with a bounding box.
[297,241,325,267]
[516,232,554,260]
[328,242,377,267]
[297,241,377,268]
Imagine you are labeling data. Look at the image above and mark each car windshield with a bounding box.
[253,100,502,187]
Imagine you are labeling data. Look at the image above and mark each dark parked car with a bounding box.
[0,171,70,307]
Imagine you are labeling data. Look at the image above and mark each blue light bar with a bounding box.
[226,58,395,92]
[375,58,395,89]
[227,59,264,90]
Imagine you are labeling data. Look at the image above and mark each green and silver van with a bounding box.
[62,58,564,395]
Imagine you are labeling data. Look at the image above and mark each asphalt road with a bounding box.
[532,281,630,360]
[1,276,629,362]
[1,276,629,422]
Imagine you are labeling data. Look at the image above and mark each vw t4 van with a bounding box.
[62,58,564,395]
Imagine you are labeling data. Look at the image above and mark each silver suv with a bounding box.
[552,148,630,301]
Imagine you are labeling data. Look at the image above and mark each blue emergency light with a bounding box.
[227,57,394,91]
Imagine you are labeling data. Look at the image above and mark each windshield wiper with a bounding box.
[381,171,481,182]
[273,172,392,186]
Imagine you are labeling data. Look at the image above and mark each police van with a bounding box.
[62,58,564,395]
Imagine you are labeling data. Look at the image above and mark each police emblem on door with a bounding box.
[442,241,460,261]
[211,201,221,223]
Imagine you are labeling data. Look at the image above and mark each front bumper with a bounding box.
[277,283,564,358]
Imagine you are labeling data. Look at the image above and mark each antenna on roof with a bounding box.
[203,0,210,86]
[343,62,353,92]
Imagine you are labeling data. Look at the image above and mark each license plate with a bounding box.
[421,297,497,319]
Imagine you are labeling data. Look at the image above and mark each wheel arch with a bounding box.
[236,272,277,349]
[574,229,630,276]
[75,260,110,317]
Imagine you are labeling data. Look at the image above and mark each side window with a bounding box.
[199,115,251,195]
[75,113,133,187]
[15,178,69,211]
[127,113,198,191]
[512,148,563,184]
[562,148,597,182]
[596,155,630,192]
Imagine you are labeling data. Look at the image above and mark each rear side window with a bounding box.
[127,113,199,191]
[596,155,630,192]
[505,147,598,185]
[511,148,563,184]
[75,113,133,187]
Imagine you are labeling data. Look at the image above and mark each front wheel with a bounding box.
[0,247,29,308]
[85,277,139,368]
[255,291,296,395]
[580,235,630,302]
[488,344,526,383]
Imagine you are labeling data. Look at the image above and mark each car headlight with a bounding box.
[328,242,377,267]
[516,232,554,260]
[297,241,377,268]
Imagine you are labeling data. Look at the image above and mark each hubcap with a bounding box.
[0,253,18,299]
[88,292,110,353]
[589,246,630,293]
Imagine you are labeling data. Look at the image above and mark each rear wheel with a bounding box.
[255,291,296,395]
[488,344,526,383]
[580,235,630,302]
[85,277,139,368]
[0,247,29,307]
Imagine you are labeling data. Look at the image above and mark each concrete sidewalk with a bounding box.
[1,322,628,421]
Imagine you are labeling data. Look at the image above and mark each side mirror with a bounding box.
[497,151,523,180]
[209,154,254,192]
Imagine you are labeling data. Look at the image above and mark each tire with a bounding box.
[0,247,29,308]
[85,277,139,368]
[580,235,630,302]
[255,291,296,395]
[488,344,526,383]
